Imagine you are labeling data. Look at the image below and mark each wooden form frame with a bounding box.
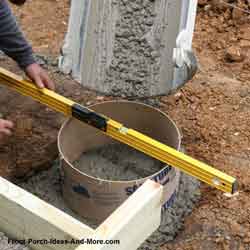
[0,177,163,250]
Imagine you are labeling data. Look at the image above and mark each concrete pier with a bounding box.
[60,0,190,97]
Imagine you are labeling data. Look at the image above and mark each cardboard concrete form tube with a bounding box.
[58,101,181,222]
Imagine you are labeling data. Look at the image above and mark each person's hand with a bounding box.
[25,63,55,91]
[9,0,26,5]
[0,119,14,141]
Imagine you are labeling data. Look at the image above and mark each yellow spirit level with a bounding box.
[0,67,237,194]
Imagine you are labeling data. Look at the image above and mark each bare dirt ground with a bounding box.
[0,59,98,179]
[161,1,250,249]
[11,0,70,56]
[0,0,250,249]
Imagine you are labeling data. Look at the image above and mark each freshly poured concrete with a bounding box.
[17,156,200,250]
[0,233,29,250]
[73,143,165,181]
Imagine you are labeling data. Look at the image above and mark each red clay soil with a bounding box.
[11,0,70,56]
[161,1,250,249]
[0,57,102,179]
[0,0,250,249]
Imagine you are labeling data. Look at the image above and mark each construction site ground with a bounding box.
[0,0,250,250]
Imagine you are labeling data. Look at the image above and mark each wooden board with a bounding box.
[0,177,94,250]
[76,180,163,250]
[0,177,163,250]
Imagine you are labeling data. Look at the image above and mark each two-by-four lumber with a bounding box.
[0,177,163,250]
[75,180,163,250]
[0,177,94,250]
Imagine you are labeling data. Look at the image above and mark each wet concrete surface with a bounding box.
[15,151,200,250]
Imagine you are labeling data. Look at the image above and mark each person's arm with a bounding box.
[0,0,55,90]
[0,0,35,68]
